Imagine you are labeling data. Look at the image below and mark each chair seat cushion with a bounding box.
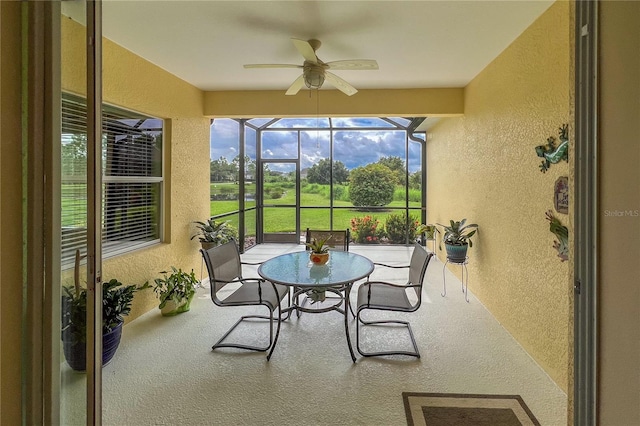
[357,282,413,311]
[221,281,288,311]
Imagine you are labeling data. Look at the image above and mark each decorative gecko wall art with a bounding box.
[535,124,569,173]
[545,209,569,262]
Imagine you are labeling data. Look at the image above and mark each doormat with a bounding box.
[402,392,541,426]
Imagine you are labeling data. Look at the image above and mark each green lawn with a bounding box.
[210,181,422,234]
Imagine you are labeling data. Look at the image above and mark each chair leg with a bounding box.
[212,305,282,359]
[267,302,283,360]
[355,309,420,358]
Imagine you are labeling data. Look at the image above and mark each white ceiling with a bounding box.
[63,0,554,93]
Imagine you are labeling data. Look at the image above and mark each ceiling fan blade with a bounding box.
[325,59,379,70]
[244,64,302,69]
[285,75,305,96]
[324,72,358,96]
[291,38,318,63]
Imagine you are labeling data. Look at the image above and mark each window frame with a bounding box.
[60,92,164,268]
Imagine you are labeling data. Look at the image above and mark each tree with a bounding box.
[306,158,349,185]
[232,155,256,181]
[408,170,422,190]
[377,156,405,185]
[210,156,237,182]
[61,134,87,176]
[348,163,395,208]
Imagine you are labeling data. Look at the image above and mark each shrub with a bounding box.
[348,164,395,207]
[333,185,349,201]
[350,215,385,244]
[269,188,283,199]
[385,213,420,244]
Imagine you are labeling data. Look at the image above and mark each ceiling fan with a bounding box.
[243,38,378,96]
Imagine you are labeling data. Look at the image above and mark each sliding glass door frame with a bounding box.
[25,1,104,424]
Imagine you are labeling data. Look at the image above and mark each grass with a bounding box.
[210,181,422,234]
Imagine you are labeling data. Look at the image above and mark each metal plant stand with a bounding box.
[442,256,469,303]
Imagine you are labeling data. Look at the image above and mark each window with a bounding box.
[61,93,163,267]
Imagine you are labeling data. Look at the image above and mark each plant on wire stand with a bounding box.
[437,219,479,262]
[190,218,238,250]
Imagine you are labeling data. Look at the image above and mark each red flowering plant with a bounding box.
[350,215,385,244]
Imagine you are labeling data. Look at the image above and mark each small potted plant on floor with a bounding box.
[306,235,332,266]
[190,218,238,250]
[61,250,143,371]
[151,266,199,316]
[437,219,479,262]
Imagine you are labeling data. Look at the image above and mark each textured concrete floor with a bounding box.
[61,243,567,425]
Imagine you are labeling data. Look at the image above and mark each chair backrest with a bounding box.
[407,242,434,301]
[200,239,242,303]
[305,228,350,251]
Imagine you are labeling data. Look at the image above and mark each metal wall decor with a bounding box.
[545,210,569,262]
[535,123,569,173]
[554,176,569,214]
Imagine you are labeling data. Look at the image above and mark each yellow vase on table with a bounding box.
[310,252,329,265]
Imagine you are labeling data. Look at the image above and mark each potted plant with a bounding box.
[437,219,479,262]
[61,250,142,371]
[190,218,238,250]
[305,235,332,266]
[151,266,199,316]
[304,236,333,303]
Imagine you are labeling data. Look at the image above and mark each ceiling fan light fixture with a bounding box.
[303,67,325,90]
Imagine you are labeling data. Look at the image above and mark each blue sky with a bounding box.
[210,118,423,172]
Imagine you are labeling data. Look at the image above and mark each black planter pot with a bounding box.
[62,321,124,372]
[445,243,469,263]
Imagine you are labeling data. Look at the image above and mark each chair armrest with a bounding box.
[362,280,414,289]
[373,262,409,269]
[241,261,263,266]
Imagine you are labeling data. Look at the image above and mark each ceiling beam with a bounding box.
[203,88,464,118]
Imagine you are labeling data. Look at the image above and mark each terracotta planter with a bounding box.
[200,241,217,251]
[309,252,329,265]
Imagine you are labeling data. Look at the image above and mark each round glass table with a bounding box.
[258,250,374,361]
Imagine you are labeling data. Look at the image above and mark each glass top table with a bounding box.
[257,251,374,288]
[258,250,374,362]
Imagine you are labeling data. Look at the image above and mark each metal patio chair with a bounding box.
[200,240,289,360]
[305,228,350,252]
[356,242,434,358]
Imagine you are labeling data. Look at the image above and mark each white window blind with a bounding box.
[61,93,163,268]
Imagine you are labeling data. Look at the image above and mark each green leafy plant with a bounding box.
[416,224,439,240]
[151,267,198,314]
[438,219,479,247]
[305,235,332,254]
[62,251,141,345]
[384,213,420,244]
[190,218,238,245]
[350,215,385,243]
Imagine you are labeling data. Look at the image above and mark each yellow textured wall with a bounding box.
[61,17,210,321]
[1,2,24,423]
[427,1,571,392]
[598,2,640,424]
